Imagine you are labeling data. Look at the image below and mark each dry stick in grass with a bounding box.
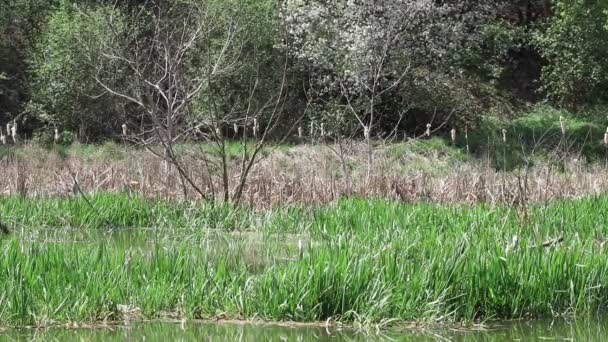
[560,116,567,171]
[309,121,314,140]
[324,121,359,198]
[501,129,507,200]
[450,128,456,146]
[10,122,18,144]
[464,126,469,155]
[14,159,28,198]
[516,131,545,210]
[604,127,608,169]
[67,164,115,229]
[120,123,134,196]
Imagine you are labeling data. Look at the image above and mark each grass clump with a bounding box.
[0,194,253,231]
[1,194,608,327]
[386,138,470,175]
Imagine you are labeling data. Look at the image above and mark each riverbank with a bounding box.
[1,194,608,327]
[2,107,608,208]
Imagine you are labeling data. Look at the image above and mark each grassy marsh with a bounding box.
[2,108,608,328]
[1,194,608,327]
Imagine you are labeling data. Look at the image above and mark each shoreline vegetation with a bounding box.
[3,108,608,207]
[0,317,487,334]
[3,0,608,336]
[2,109,608,330]
[2,193,608,328]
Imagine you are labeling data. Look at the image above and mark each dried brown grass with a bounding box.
[2,143,608,209]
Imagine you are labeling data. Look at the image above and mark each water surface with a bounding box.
[2,319,606,341]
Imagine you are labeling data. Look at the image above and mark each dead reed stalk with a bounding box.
[2,144,608,209]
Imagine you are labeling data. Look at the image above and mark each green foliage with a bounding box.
[2,194,608,325]
[535,0,608,107]
[458,21,528,82]
[3,0,608,140]
[28,1,126,139]
[32,129,75,146]
[0,0,56,124]
[190,0,284,127]
[461,105,607,170]
[0,194,253,231]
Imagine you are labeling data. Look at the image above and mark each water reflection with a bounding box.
[2,319,606,341]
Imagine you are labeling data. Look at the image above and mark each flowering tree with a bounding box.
[281,0,494,178]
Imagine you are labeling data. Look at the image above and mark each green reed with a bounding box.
[1,194,608,327]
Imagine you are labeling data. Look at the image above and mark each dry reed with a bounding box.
[2,143,608,209]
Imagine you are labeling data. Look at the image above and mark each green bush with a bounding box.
[535,0,608,108]
[32,129,75,146]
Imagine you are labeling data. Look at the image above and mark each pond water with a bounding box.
[3,319,607,341]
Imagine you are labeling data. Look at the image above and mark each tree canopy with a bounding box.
[0,0,606,141]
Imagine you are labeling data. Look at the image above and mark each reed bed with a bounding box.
[1,143,608,209]
[1,194,608,327]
